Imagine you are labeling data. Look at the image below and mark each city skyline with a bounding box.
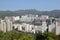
[0,0,60,11]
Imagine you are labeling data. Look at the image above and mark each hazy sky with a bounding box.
[0,0,60,11]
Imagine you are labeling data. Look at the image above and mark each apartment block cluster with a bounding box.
[0,14,60,35]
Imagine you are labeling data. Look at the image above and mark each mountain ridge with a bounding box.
[0,9,60,18]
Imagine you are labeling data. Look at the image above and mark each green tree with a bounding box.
[0,31,4,40]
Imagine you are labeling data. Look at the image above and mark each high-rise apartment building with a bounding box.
[55,19,60,35]
[0,19,13,32]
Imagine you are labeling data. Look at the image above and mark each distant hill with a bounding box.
[0,9,60,18]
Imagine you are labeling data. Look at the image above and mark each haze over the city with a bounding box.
[0,0,60,11]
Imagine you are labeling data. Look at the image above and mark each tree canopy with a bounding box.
[0,30,60,40]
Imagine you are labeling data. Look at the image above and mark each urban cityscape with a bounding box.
[0,0,60,40]
[0,14,60,40]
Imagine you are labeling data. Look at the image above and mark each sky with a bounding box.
[0,0,60,11]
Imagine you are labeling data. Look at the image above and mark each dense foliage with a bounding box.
[0,30,60,40]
